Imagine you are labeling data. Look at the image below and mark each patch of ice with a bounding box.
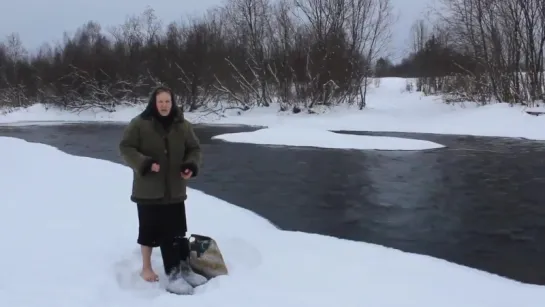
[212,126,445,150]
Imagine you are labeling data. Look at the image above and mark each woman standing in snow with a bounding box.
[118,85,206,295]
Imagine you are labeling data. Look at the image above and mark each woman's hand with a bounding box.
[181,169,192,179]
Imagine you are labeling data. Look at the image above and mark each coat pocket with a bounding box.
[132,172,165,199]
[168,165,187,199]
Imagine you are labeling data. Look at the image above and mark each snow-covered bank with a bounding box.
[1,136,544,307]
[1,77,545,140]
[212,126,445,150]
[0,103,146,123]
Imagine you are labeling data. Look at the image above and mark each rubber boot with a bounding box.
[178,236,208,287]
[165,273,194,295]
[161,237,194,295]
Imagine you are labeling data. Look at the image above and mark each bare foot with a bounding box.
[140,268,159,282]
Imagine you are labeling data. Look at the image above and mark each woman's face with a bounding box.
[155,91,172,116]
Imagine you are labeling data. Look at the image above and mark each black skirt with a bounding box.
[136,202,188,247]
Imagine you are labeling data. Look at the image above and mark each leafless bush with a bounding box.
[0,1,394,113]
[394,0,545,106]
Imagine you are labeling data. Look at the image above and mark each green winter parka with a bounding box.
[119,89,201,205]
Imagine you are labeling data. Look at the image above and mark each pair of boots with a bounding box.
[161,236,207,295]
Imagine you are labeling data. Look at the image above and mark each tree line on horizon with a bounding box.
[0,0,543,114]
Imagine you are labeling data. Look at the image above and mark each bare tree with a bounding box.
[413,0,545,106]
[0,2,395,113]
[410,19,428,91]
[221,0,274,107]
[344,0,394,109]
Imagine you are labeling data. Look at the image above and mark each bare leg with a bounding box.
[140,245,159,282]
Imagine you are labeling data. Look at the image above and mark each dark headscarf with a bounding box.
[140,86,181,130]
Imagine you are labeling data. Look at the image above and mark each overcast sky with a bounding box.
[0,0,436,62]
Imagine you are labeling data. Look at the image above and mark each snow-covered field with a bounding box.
[1,136,544,306]
[1,77,544,150]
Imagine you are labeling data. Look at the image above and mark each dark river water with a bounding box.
[1,122,544,285]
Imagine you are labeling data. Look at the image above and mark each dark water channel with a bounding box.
[1,122,544,285]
